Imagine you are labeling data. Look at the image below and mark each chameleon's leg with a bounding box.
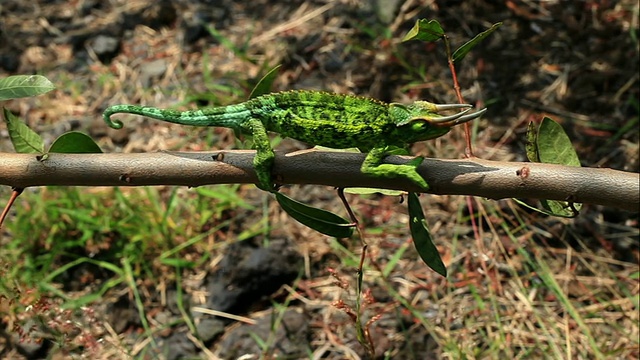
[361,146,429,190]
[241,119,276,192]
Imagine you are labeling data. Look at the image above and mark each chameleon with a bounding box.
[103,90,486,192]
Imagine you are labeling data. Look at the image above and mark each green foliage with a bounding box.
[2,101,102,155]
[536,117,581,167]
[516,117,583,217]
[249,65,281,99]
[0,75,55,101]
[195,185,256,213]
[402,19,501,65]
[3,185,250,307]
[452,22,502,62]
[402,19,444,42]
[2,107,45,154]
[49,132,103,153]
[407,193,446,276]
[275,192,354,238]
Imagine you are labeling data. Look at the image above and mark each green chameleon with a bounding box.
[103,90,486,192]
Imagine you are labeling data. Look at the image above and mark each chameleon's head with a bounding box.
[390,101,486,143]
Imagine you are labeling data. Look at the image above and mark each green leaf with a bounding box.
[452,22,502,63]
[275,192,354,238]
[0,75,55,101]
[525,121,540,162]
[512,198,578,218]
[540,199,579,217]
[401,19,444,42]
[537,117,581,167]
[2,107,45,154]
[407,193,446,276]
[516,117,582,217]
[537,117,582,216]
[48,131,103,153]
[249,65,281,99]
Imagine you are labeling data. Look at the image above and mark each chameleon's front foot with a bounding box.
[361,147,429,190]
[251,146,279,192]
[242,119,280,192]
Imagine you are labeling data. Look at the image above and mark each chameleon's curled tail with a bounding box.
[103,103,251,130]
[103,106,125,129]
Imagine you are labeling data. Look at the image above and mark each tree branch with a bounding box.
[1,151,637,212]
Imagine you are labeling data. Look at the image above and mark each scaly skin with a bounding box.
[104,90,486,191]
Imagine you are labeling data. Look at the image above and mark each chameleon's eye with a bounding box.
[411,121,428,132]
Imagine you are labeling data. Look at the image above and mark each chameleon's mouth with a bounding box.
[426,105,487,127]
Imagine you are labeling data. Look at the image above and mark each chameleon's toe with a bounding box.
[406,156,424,167]
[401,165,429,190]
[255,173,278,193]
[398,156,429,189]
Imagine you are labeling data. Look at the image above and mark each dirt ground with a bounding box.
[1,0,638,359]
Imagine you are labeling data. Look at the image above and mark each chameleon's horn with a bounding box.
[428,107,472,123]
[428,107,487,126]
[433,103,472,111]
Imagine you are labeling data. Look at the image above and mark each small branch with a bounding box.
[0,151,637,212]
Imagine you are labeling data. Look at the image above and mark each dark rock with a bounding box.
[204,238,302,314]
[196,317,226,343]
[193,238,302,346]
[216,307,310,359]
[0,52,20,72]
[108,294,142,333]
[154,331,198,360]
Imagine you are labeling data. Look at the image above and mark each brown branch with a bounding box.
[0,151,637,212]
